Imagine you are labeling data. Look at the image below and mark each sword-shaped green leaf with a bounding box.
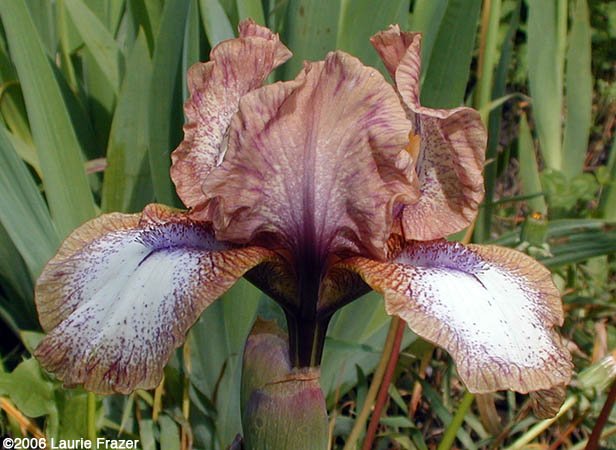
[102,33,154,213]
[527,0,566,172]
[0,0,96,238]
[562,0,592,178]
[147,0,190,205]
[236,0,265,26]
[420,0,482,108]
[337,0,409,72]
[64,0,125,94]
[199,0,235,46]
[282,0,340,80]
[0,125,58,278]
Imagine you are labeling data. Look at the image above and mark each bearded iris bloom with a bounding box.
[34,20,572,418]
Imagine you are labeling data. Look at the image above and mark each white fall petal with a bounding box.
[341,240,572,399]
[35,204,275,394]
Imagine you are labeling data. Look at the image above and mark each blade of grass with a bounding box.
[420,0,482,108]
[282,0,340,80]
[415,378,477,450]
[147,0,190,205]
[102,32,154,213]
[562,0,592,178]
[540,231,616,268]
[1,0,96,237]
[436,391,475,450]
[504,395,577,450]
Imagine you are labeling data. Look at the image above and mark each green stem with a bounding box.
[343,317,401,450]
[87,392,97,443]
[436,391,475,450]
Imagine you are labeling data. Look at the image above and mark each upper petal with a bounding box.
[170,19,292,211]
[371,27,486,240]
[34,204,276,394]
[201,51,418,261]
[340,240,572,415]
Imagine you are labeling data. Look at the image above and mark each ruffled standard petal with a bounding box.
[202,51,418,261]
[340,240,572,411]
[170,19,291,212]
[34,204,276,394]
[371,27,486,240]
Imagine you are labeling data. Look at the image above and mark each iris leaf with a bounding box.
[64,0,125,94]
[527,0,565,171]
[518,111,547,215]
[102,32,154,213]
[199,0,235,46]
[420,0,481,108]
[562,0,592,178]
[337,0,410,73]
[1,0,96,238]
[147,0,190,206]
[282,0,340,80]
[0,125,58,278]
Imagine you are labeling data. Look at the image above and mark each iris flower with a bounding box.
[34,20,572,417]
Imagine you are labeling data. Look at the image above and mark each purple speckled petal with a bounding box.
[34,204,275,394]
[340,240,572,416]
[201,51,418,261]
[371,27,486,240]
[170,19,291,215]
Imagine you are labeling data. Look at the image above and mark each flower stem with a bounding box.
[361,316,405,450]
[586,379,616,450]
[343,317,401,450]
[87,392,97,443]
[436,391,475,450]
[287,312,330,367]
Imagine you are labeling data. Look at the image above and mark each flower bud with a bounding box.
[241,318,328,450]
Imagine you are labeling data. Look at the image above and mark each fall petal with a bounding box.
[371,27,486,239]
[34,204,275,394]
[202,51,418,261]
[340,240,572,398]
[529,384,567,419]
[170,19,291,212]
